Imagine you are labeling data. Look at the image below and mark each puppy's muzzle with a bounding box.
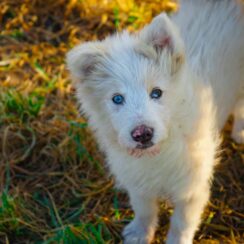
[131,125,154,149]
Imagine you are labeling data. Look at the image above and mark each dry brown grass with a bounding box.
[0,0,243,243]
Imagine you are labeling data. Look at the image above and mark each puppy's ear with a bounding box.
[66,42,106,81]
[140,13,185,74]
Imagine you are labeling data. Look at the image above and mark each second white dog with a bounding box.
[67,0,244,243]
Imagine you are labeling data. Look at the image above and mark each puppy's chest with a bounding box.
[107,142,192,198]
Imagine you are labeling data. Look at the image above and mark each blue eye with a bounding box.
[112,94,124,105]
[150,88,163,99]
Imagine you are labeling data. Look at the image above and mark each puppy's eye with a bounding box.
[112,94,125,105]
[150,88,163,99]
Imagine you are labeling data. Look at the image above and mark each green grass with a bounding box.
[0,90,44,123]
[0,192,20,233]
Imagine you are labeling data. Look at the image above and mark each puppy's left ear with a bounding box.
[140,13,185,74]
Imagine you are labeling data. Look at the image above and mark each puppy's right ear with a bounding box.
[66,42,106,81]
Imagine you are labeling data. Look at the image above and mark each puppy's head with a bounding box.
[67,14,186,157]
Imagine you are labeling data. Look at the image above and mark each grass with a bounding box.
[0,0,243,243]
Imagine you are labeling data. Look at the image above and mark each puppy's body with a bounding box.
[174,0,244,130]
[67,0,244,243]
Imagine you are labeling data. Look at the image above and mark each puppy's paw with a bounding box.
[122,220,154,244]
[231,118,244,144]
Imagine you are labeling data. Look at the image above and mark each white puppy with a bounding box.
[66,0,244,243]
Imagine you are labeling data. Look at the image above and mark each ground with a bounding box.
[0,0,243,243]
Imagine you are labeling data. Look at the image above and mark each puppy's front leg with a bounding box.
[123,192,158,244]
[166,186,210,244]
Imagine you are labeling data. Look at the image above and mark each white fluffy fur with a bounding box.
[66,0,244,243]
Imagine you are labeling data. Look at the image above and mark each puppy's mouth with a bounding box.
[127,143,161,158]
[136,141,154,149]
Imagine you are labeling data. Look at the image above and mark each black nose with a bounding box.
[131,125,154,144]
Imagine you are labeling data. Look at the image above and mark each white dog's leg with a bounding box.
[232,98,244,144]
[123,193,158,244]
[166,186,210,244]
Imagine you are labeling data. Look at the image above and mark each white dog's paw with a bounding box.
[231,118,244,144]
[122,220,154,244]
